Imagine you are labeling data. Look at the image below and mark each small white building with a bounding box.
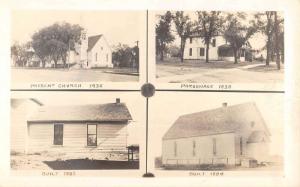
[162,102,271,167]
[183,32,252,62]
[71,30,113,68]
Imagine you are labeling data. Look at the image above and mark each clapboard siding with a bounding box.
[27,123,128,154]
[11,100,41,153]
[162,133,236,165]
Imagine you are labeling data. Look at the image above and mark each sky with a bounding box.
[148,92,284,157]
[11,10,145,47]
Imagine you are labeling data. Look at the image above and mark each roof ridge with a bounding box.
[178,102,255,119]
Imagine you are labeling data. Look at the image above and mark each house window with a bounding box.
[240,137,243,155]
[212,39,216,47]
[53,124,63,145]
[190,37,192,44]
[174,141,177,157]
[251,121,255,128]
[101,47,103,50]
[213,138,217,156]
[189,48,192,56]
[106,54,108,62]
[192,140,196,157]
[241,49,245,57]
[200,48,205,56]
[87,124,97,146]
[95,53,98,61]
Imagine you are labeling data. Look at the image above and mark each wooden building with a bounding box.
[162,102,271,167]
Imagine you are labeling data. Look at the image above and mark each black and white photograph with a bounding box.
[150,92,284,174]
[155,11,284,88]
[10,92,144,172]
[11,10,144,85]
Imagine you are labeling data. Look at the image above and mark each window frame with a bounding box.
[240,137,243,155]
[174,141,177,157]
[53,123,63,146]
[213,138,217,156]
[189,48,193,56]
[87,124,98,147]
[95,53,98,61]
[212,38,216,47]
[189,37,193,44]
[200,48,205,57]
[192,140,196,157]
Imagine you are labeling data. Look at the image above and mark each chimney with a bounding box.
[222,102,228,107]
[116,98,120,104]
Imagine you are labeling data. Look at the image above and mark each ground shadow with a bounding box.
[44,159,139,170]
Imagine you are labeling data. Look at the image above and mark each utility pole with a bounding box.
[135,41,139,72]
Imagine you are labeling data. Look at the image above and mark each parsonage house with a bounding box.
[183,31,253,62]
[11,98,132,158]
[161,102,271,168]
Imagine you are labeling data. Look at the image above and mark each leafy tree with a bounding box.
[223,13,257,64]
[11,42,33,67]
[173,11,193,62]
[196,11,224,63]
[255,11,284,68]
[112,44,138,69]
[31,22,83,68]
[156,11,174,61]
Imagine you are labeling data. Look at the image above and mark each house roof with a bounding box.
[163,102,270,140]
[87,35,102,52]
[11,98,43,109]
[28,103,132,123]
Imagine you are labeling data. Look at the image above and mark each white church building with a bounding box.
[69,30,113,68]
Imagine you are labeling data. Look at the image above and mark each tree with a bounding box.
[255,11,284,68]
[173,11,193,62]
[11,42,33,67]
[196,11,224,63]
[112,44,138,69]
[31,22,83,68]
[223,13,257,64]
[156,11,174,61]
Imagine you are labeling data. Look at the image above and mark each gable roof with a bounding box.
[163,102,270,140]
[87,34,102,52]
[28,103,132,123]
[11,98,43,109]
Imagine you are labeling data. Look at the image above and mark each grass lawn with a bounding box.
[11,152,139,170]
[11,67,139,83]
[156,57,284,84]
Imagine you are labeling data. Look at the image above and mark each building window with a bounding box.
[101,47,103,50]
[213,138,217,156]
[240,137,243,155]
[174,141,177,157]
[189,48,192,56]
[241,49,245,57]
[251,121,255,128]
[87,124,97,146]
[192,140,196,157]
[212,39,216,47]
[106,54,108,62]
[200,48,205,56]
[190,37,192,44]
[95,53,98,61]
[53,124,63,145]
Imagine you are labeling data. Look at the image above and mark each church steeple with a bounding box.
[79,29,88,65]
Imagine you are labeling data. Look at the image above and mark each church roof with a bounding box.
[162,102,270,140]
[87,35,102,51]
